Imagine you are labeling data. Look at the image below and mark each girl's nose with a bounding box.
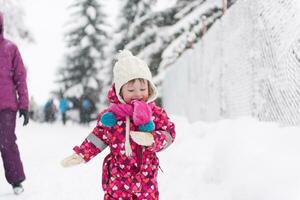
[133,91,143,99]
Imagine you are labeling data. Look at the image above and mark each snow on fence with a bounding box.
[162,0,300,125]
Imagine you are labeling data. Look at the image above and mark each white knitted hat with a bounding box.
[113,50,158,103]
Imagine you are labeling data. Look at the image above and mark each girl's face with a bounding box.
[121,79,149,103]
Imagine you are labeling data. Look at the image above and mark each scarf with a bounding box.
[109,100,154,126]
[108,100,154,157]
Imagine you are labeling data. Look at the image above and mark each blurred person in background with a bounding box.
[44,98,57,122]
[59,94,69,125]
[79,94,95,124]
[29,96,38,121]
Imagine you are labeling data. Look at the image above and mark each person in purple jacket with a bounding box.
[0,12,29,195]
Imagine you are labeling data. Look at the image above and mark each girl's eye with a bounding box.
[128,89,134,92]
[140,88,146,91]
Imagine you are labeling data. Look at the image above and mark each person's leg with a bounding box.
[79,110,83,123]
[83,112,87,123]
[135,177,159,200]
[104,192,117,200]
[45,111,49,122]
[62,113,66,125]
[104,192,135,200]
[105,183,133,200]
[0,109,25,185]
[86,112,91,123]
[50,112,55,122]
[83,114,86,123]
[135,191,159,200]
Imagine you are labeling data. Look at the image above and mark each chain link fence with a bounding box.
[163,0,300,125]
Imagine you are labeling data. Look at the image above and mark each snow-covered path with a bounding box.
[0,121,103,199]
[1,116,300,200]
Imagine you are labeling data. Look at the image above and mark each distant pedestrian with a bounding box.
[59,95,69,125]
[44,98,57,122]
[79,95,95,124]
[29,96,38,121]
[0,12,29,195]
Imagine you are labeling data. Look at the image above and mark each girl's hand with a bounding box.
[61,153,85,167]
[130,131,154,146]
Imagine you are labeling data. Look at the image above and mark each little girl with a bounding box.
[61,50,176,200]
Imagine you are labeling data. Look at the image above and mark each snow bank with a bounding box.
[160,117,300,200]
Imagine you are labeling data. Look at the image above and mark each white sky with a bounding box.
[19,0,70,105]
[20,0,119,105]
[19,0,171,105]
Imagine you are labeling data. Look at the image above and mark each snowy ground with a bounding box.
[1,116,300,200]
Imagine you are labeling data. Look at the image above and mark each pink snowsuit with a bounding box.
[74,86,176,200]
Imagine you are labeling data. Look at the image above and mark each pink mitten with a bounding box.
[132,101,152,125]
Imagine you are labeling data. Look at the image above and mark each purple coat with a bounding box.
[0,13,29,111]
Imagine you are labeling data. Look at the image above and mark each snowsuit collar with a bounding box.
[107,85,155,157]
[109,101,154,126]
[107,84,122,104]
[107,84,154,125]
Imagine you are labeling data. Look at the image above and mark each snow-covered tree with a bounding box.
[114,0,155,53]
[157,0,224,73]
[123,0,237,86]
[0,0,33,42]
[57,0,109,102]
